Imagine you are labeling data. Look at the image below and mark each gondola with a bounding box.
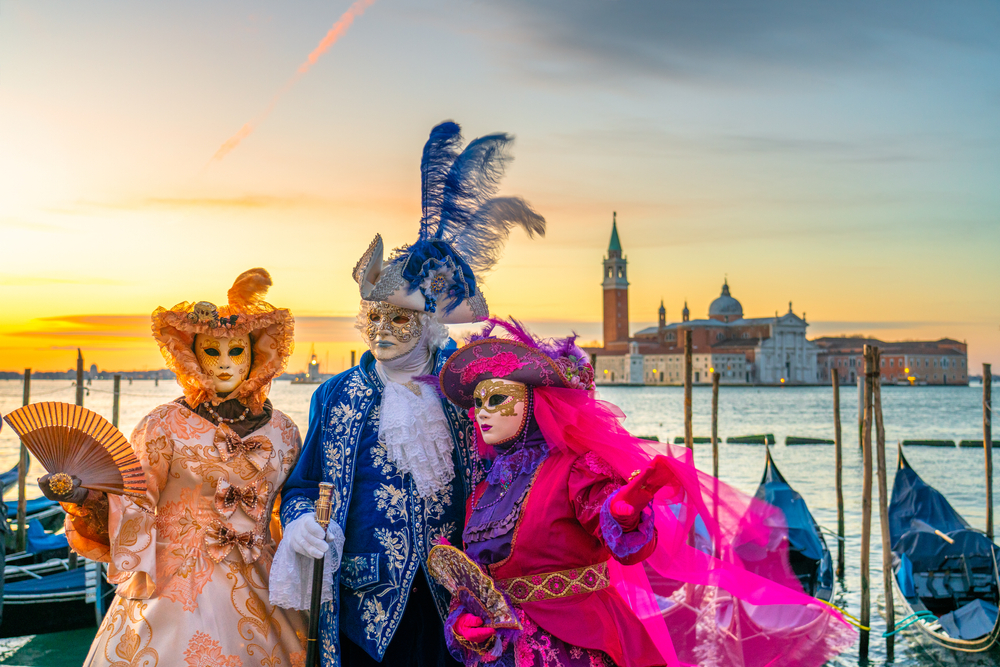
[753,446,834,601]
[0,562,114,638]
[0,460,25,495]
[888,446,1000,651]
[707,447,839,663]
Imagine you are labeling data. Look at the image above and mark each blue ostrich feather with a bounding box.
[419,121,463,241]
[435,133,545,276]
[404,122,546,313]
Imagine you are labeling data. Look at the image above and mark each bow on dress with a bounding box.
[205,519,263,564]
[214,479,272,521]
[213,423,273,472]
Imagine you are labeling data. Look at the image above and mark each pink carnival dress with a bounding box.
[438,319,854,667]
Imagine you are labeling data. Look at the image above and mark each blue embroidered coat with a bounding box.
[280,344,478,666]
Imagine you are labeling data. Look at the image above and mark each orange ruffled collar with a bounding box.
[150,269,294,414]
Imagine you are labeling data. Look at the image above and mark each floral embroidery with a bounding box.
[84,404,304,667]
[183,631,242,667]
[374,483,407,524]
[155,486,216,611]
[92,598,158,666]
[281,355,482,661]
[512,609,615,667]
[459,351,526,385]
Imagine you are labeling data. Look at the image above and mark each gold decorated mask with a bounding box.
[474,379,527,417]
[365,302,423,343]
[195,333,252,395]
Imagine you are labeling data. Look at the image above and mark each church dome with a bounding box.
[708,280,743,321]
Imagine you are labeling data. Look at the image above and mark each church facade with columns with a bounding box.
[588,218,819,386]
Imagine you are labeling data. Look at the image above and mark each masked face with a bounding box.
[474,379,528,445]
[195,333,252,395]
[364,303,423,361]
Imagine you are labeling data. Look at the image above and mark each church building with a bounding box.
[589,218,819,385]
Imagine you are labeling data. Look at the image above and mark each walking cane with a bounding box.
[307,482,334,667]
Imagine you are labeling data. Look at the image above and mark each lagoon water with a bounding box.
[0,379,996,666]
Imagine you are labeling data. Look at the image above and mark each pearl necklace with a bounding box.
[203,401,250,425]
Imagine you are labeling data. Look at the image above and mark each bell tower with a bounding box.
[658,299,666,329]
[602,212,630,347]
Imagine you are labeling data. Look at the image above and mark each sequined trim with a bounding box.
[353,233,383,284]
[468,291,489,321]
[495,561,609,604]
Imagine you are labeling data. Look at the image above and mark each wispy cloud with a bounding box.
[7,315,150,340]
[472,0,999,87]
[808,320,981,334]
[211,0,379,161]
[47,192,409,216]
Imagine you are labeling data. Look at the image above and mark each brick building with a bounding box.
[815,337,968,385]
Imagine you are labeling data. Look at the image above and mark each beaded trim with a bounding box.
[495,561,609,604]
[203,401,250,424]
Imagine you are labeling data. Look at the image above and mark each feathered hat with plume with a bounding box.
[353,121,546,324]
[440,318,595,409]
[151,268,294,413]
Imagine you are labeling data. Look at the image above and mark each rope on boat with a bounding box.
[881,610,937,637]
[815,599,870,631]
[817,526,846,542]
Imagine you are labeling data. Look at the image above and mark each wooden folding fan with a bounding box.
[2,402,146,497]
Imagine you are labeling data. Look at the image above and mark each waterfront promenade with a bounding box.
[0,379,995,666]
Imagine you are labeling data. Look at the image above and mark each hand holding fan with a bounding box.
[3,402,147,498]
[427,544,521,633]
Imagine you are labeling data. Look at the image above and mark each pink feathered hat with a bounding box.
[440,318,595,409]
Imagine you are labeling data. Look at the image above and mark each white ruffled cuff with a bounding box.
[268,518,346,611]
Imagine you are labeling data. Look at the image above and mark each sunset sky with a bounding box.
[2,1,998,374]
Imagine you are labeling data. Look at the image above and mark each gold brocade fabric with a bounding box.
[495,562,610,604]
[426,545,521,631]
[68,402,306,667]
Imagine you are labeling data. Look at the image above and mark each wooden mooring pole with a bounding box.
[985,363,993,541]
[16,369,31,553]
[113,374,122,428]
[858,374,864,449]
[684,330,693,450]
[76,349,85,406]
[832,370,845,578]
[859,345,875,662]
[70,350,83,571]
[872,347,895,660]
[711,371,720,477]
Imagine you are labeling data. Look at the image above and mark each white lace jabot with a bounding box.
[375,331,455,498]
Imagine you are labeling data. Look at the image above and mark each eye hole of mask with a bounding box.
[203,348,220,357]
[392,315,410,325]
[369,312,380,322]
[229,347,245,357]
[488,394,509,407]
[474,397,483,408]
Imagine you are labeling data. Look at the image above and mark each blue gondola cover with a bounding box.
[938,599,1000,640]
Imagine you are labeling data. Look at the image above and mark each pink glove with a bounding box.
[611,455,675,529]
[453,613,496,644]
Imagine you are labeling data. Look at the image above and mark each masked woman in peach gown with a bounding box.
[38,269,307,667]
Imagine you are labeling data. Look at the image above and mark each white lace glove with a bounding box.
[285,514,328,559]
[269,515,346,611]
